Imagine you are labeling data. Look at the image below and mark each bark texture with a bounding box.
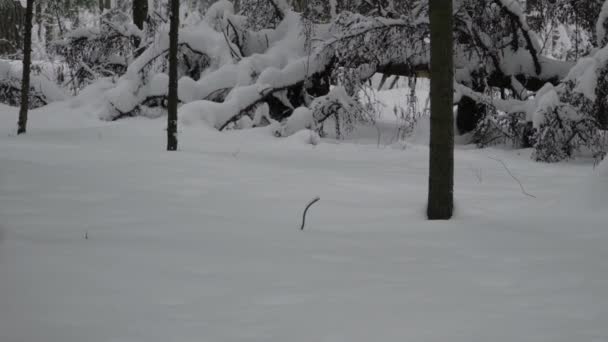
[427,0,454,220]
[17,0,34,135]
[167,0,180,151]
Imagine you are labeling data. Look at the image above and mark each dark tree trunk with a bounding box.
[133,0,148,30]
[427,0,454,220]
[105,0,111,10]
[167,0,179,151]
[35,0,42,42]
[132,0,148,52]
[17,0,34,135]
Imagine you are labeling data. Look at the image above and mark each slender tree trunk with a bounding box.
[167,0,179,151]
[427,0,454,220]
[105,0,111,10]
[35,1,42,42]
[132,0,148,53]
[17,0,34,135]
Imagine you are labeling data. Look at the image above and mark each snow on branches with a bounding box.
[458,43,608,163]
[8,0,604,162]
[0,60,66,108]
[101,1,427,133]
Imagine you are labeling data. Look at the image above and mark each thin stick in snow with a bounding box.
[488,156,536,198]
[301,197,320,231]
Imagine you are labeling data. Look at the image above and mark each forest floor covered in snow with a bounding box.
[1,87,608,342]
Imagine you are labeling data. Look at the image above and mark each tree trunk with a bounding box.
[427,0,454,220]
[132,0,148,52]
[104,0,111,10]
[133,0,148,31]
[17,0,34,135]
[35,0,42,42]
[167,0,179,151]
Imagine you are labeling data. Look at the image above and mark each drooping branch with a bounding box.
[495,0,542,75]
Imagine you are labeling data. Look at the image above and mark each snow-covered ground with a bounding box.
[1,89,607,342]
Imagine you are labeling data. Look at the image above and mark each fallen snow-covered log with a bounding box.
[455,43,608,163]
[101,0,588,151]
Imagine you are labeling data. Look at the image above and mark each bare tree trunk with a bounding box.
[132,0,148,53]
[105,0,111,10]
[35,0,42,42]
[133,0,148,30]
[167,0,179,151]
[17,0,34,135]
[427,0,454,220]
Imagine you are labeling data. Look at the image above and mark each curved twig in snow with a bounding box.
[300,197,320,231]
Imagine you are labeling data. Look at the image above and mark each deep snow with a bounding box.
[1,89,607,342]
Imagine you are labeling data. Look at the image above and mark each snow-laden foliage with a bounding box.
[101,0,427,132]
[103,16,232,119]
[53,9,143,91]
[90,0,606,160]
[276,86,370,137]
[4,0,608,163]
[0,60,66,108]
[531,46,608,162]
[462,43,608,163]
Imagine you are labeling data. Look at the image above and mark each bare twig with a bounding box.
[488,156,536,198]
[300,197,320,230]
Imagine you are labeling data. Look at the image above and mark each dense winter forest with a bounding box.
[2,0,608,163]
[1,1,608,341]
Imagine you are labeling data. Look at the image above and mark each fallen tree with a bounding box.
[96,0,608,162]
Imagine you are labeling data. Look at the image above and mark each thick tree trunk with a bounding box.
[427,0,454,220]
[17,0,34,135]
[167,0,179,151]
[133,0,148,31]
